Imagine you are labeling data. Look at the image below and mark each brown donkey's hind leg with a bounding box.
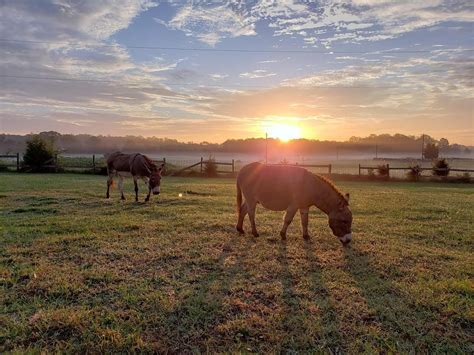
[246,199,259,237]
[236,203,248,234]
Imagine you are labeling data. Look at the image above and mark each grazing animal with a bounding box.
[236,162,353,245]
[106,152,164,202]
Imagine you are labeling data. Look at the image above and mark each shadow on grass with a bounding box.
[276,240,344,352]
[343,247,459,353]
[160,235,254,353]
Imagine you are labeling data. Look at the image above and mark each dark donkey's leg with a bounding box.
[144,177,151,202]
[133,176,139,202]
[106,172,114,198]
[118,176,125,200]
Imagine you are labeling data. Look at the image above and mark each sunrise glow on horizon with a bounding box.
[264,121,303,142]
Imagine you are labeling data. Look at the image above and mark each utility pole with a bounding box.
[265,132,268,164]
[421,134,425,161]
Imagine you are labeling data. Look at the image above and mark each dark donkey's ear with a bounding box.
[345,193,350,203]
[158,163,165,174]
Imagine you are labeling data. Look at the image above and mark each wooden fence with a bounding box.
[2,153,473,179]
[358,164,474,177]
[174,157,235,175]
[0,154,20,171]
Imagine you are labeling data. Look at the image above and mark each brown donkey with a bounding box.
[236,162,352,245]
[106,152,164,202]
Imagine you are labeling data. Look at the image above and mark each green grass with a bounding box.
[0,173,473,353]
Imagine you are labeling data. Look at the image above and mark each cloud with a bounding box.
[210,74,229,80]
[157,1,473,47]
[239,70,277,79]
[159,3,256,46]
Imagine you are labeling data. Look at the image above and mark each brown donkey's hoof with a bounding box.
[252,232,260,238]
[303,234,311,240]
[236,226,244,234]
[280,231,287,240]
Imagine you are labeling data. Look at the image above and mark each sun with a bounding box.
[266,122,302,141]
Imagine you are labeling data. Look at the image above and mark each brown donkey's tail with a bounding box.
[236,182,242,214]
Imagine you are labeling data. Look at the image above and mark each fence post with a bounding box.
[328,164,332,174]
[200,157,203,173]
[232,159,234,173]
[92,154,96,174]
[16,153,20,171]
[358,164,361,176]
[387,164,390,178]
[163,157,166,165]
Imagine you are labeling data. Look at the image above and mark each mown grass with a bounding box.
[0,173,473,353]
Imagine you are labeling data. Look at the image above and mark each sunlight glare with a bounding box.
[266,122,302,142]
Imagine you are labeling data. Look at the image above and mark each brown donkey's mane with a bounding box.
[311,173,346,202]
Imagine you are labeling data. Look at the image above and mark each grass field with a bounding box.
[1,173,473,353]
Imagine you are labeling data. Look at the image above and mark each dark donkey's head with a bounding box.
[328,193,353,245]
[149,163,164,195]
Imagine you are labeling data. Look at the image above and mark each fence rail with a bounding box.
[174,157,235,175]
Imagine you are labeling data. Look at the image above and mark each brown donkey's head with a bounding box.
[328,193,353,246]
[149,163,164,195]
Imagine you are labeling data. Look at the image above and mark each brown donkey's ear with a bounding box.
[345,193,350,203]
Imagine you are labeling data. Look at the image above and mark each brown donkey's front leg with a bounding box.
[300,208,310,240]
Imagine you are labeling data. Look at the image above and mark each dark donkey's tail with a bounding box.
[236,181,242,214]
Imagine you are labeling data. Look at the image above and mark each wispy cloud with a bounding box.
[239,70,277,79]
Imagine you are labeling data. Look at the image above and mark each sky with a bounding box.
[0,0,473,144]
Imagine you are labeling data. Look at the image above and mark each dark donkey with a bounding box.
[236,162,353,245]
[106,152,164,202]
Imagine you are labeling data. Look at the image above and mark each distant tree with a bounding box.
[432,158,450,177]
[23,135,55,171]
[438,138,449,150]
[424,143,439,159]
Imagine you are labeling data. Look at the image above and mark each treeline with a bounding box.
[0,131,471,156]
